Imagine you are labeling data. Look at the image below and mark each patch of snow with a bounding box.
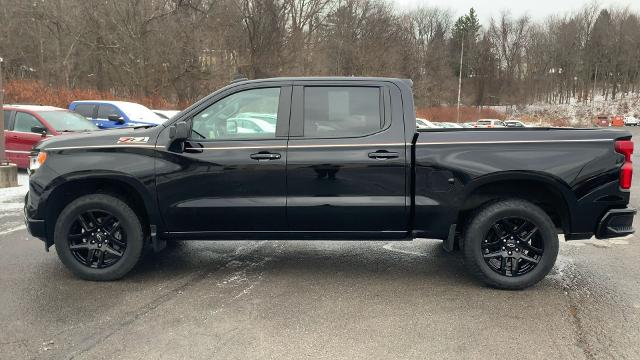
[548,254,574,283]
[0,172,29,205]
[0,225,26,236]
[491,93,640,126]
[382,242,428,257]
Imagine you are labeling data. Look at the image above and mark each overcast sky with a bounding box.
[392,0,640,23]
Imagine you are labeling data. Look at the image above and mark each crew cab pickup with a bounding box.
[24,77,635,289]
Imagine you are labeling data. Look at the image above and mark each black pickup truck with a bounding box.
[24,77,635,289]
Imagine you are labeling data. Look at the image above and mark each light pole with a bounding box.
[456,36,464,123]
[592,63,598,108]
[0,55,17,188]
[0,56,5,165]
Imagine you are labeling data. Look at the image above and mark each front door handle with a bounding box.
[368,151,399,159]
[250,152,281,160]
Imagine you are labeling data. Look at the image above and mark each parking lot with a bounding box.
[1,129,639,360]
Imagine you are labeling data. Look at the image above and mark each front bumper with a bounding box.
[595,208,636,239]
[24,193,46,241]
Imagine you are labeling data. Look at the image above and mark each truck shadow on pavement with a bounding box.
[128,239,475,286]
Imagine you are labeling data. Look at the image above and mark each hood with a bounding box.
[36,126,162,151]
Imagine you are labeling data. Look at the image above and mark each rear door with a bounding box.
[286,81,409,238]
[156,83,292,237]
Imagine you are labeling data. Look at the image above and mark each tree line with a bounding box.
[1,0,639,109]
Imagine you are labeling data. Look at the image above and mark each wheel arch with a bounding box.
[42,172,159,248]
[457,171,575,235]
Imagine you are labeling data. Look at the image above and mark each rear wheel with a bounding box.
[463,199,559,290]
[54,194,144,281]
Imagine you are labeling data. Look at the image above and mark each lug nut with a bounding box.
[508,251,513,255]
[516,248,520,252]
[502,247,506,250]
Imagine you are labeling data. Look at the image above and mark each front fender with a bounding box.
[44,170,159,223]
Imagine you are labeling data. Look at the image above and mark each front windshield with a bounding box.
[37,111,99,131]
[117,103,164,124]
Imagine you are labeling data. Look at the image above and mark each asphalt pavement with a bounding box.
[1,128,640,359]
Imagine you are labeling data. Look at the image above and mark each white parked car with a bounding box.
[504,120,527,128]
[438,122,463,128]
[624,116,640,126]
[416,118,440,129]
[475,119,506,128]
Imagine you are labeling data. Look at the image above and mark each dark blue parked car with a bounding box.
[69,100,164,129]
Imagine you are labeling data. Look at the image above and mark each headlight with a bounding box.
[29,151,47,173]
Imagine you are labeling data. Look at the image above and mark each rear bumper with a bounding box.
[595,208,636,239]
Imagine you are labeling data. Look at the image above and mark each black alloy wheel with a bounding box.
[463,199,559,289]
[481,217,543,277]
[67,210,127,269]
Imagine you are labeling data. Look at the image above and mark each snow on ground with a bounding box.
[492,93,640,126]
[0,172,29,213]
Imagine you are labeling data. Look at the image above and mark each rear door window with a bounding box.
[73,104,95,118]
[303,87,382,138]
[13,112,45,133]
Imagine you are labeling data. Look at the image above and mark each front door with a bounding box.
[286,82,409,238]
[156,84,291,237]
[10,111,47,168]
[96,104,124,128]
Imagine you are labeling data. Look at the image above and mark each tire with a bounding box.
[462,199,559,290]
[54,194,145,281]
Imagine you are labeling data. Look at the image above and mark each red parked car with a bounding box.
[3,105,98,169]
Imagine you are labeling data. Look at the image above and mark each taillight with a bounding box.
[615,140,634,189]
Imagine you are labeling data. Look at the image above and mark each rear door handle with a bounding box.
[368,151,399,159]
[250,152,281,160]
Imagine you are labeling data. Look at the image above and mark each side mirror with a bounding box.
[107,114,125,124]
[169,121,190,141]
[227,120,238,135]
[31,126,47,136]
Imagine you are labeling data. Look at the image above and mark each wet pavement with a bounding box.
[1,128,640,359]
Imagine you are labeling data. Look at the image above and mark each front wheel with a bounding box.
[463,199,559,290]
[54,194,145,281]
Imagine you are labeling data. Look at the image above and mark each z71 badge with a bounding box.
[117,137,150,144]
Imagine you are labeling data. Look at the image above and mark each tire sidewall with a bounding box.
[465,201,559,289]
[54,194,144,281]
